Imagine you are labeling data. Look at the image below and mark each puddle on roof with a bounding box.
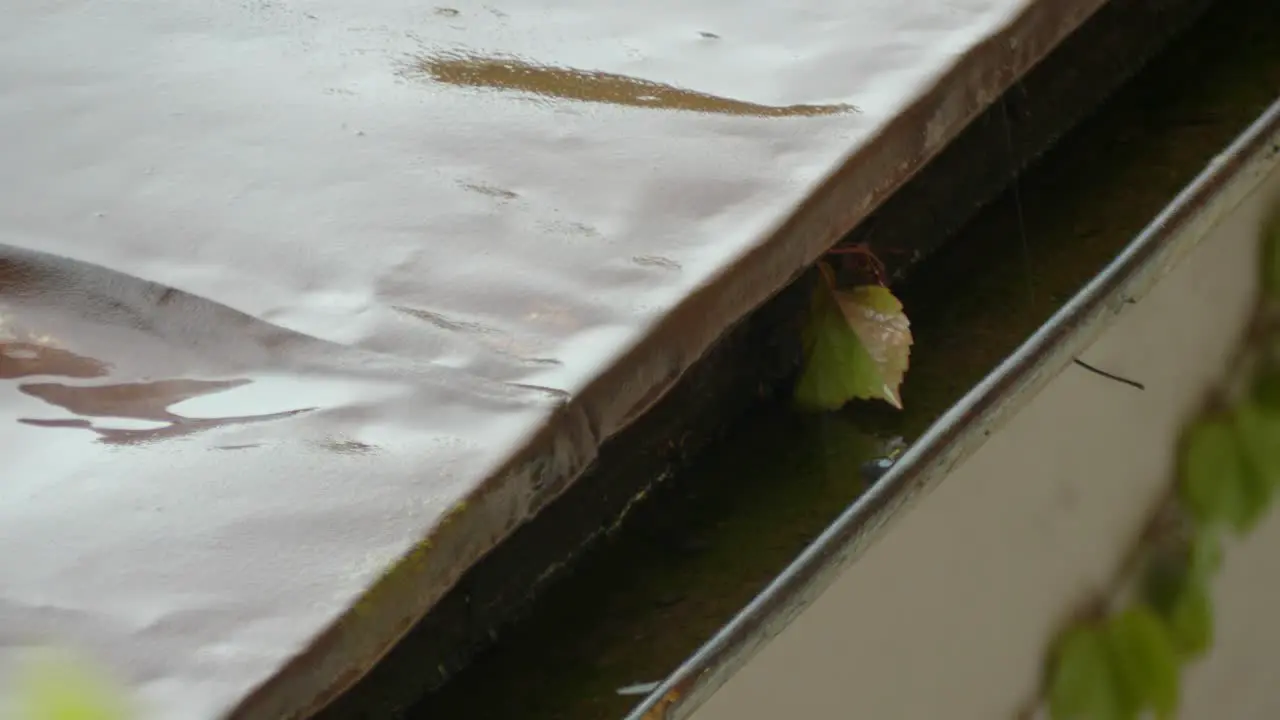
[1,341,108,380]
[0,313,386,447]
[415,52,859,117]
[16,376,311,446]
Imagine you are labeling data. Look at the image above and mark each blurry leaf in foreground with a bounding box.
[794,263,912,411]
[1105,605,1180,719]
[1236,401,1280,489]
[1188,530,1223,581]
[1164,577,1215,660]
[17,649,130,720]
[1251,369,1280,410]
[1047,624,1125,720]
[1144,534,1217,661]
[1178,417,1253,532]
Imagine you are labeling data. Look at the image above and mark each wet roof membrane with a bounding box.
[0,0,1103,716]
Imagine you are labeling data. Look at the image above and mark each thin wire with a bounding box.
[1001,91,1037,306]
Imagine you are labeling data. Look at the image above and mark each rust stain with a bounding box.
[416,53,858,117]
[638,686,683,720]
[636,672,701,720]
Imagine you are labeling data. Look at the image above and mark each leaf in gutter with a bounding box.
[794,263,912,411]
[834,285,913,409]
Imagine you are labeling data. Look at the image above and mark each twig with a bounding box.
[1073,359,1145,390]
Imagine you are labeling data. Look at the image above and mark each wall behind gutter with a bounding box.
[626,98,1280,720]
[686,112,1280,720]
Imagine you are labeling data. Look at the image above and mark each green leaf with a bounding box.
[794,267,883,411]
[833,285,912,408]
[1104,606,1180,718]
[1187,531,1223,582]
[1230,402,1280,532]
[1251,369,1280,411]
[1165,578,1215,660]
[794,263,912,411]
[1236,401,1280,488]
[1144,534,1217,660]
[17,650,130,720]
[1178,417,1253,532]
[1048,625,1127,720]
[1144,559,1183,616]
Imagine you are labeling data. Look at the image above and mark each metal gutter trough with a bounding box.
[628,99,1280,720]
[0,0,1208,717]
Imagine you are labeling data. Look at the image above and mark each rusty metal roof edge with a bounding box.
[625,96,1280,720]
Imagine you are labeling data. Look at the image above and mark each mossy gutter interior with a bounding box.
[328,0,1280,717]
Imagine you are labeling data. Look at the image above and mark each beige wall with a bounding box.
[691,149,1280,718]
